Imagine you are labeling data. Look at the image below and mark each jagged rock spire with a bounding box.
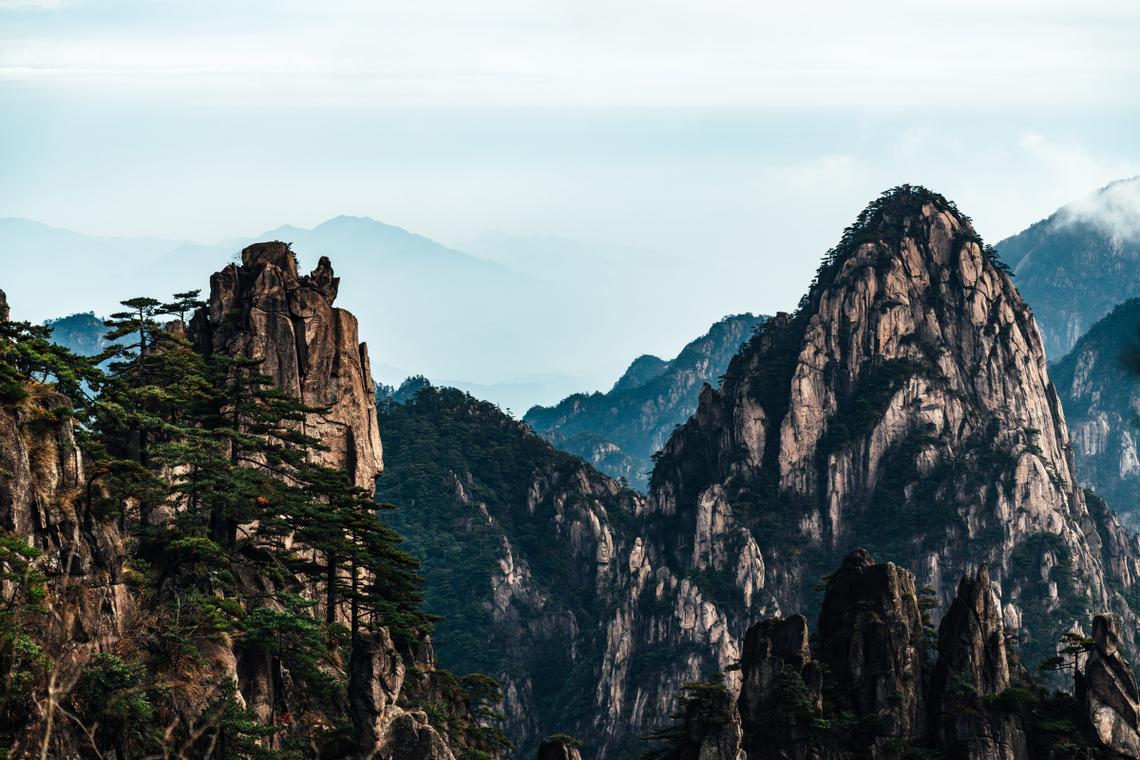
[1080,614,1140,756]
[191,241,383,489]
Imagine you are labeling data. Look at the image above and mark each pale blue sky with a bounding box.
[3,1,1140,403]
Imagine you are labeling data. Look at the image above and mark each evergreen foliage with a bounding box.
[0,293,506,758]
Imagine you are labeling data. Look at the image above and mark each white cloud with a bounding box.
[0,0,63,9]
[1056,178,1140,241]
[2,1,1139,108]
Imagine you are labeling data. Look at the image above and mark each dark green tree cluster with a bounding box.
[0,292,507,758]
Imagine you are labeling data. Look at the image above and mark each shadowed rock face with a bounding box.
[932,566,1011,701]
[536,738,585,760]
[191,241,383,488]
[1080,614,1140,756]
[681,552,1139,760]
[349,630,456,760]
[1051,298,1140,532]
[737,615,820,760]
[0,297,132,758]
[931,566,1031,760]
[817,549,929,744]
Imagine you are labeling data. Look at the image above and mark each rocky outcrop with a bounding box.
[349,631,456,760]
[1079,614,1140,756]
[190,246,465,758]
[525,314,766,489]
[0,389,129,636]
[646,185,1140,679]
[932,566,1011,700]
[1052,298,1140,529]
[817,549,929,744]
[676,552,1132,760]
[1,250,470,758]
[191,241,382,488]
[378,187,1140,759]
[536,737,585,760]
[737,615,820,759]
[930,566,1033,760]
[0,298,132,758]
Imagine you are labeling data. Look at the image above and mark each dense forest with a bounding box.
[0,286,507,758]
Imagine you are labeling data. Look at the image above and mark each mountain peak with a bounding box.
[997,176,1140,359]
[813,185,979,290]
[1055,175,1140,241]
[649,186,1139,676]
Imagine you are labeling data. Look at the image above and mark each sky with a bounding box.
[3,0,1140,403]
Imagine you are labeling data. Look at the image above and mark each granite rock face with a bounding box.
[191,241,383,488]
[1079,614,1140,757]
[1,251,463,758]
[0,299,133,759]
[681,552,1136,760]
[932,566,1011,700]
[930,566,1031,760]
[817,549,929,744]
[349,630,456,760]
[381,188,1140,759]
[737,615,820,760]
[191,246,460,758]
[646,186,1140,675]
[1052,298,1140,530]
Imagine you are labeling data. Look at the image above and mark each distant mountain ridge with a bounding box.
[524,313,766,490]
[43,312,113,357]
[1053,298,1140,529]
[997,177,1140,360]
[5,214,727,412]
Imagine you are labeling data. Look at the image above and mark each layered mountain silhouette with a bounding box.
[998,177,1140,360]
[1053,298,1140,529]
[374,186,1140,758]
[10,215,730,412]
[524,313,766,489]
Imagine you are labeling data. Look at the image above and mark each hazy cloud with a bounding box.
[3,1,1140,107]
[1057,178,1140,241]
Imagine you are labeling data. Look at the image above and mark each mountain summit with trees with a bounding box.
[0,248,506,758]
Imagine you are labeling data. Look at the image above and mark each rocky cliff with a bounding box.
[2,250,473,758]
[191,242,383,489]
[0,314,132,757]
[671,551,1137,759]
[377,187,1140,759]
[1052,298,1140,529]
[377,384,647,757]
[644,185,1140,679]
[190,244,465,758]
[525,313,766,490]
[997,177,1140,360]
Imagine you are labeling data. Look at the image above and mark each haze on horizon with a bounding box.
[3,0,1140,410]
